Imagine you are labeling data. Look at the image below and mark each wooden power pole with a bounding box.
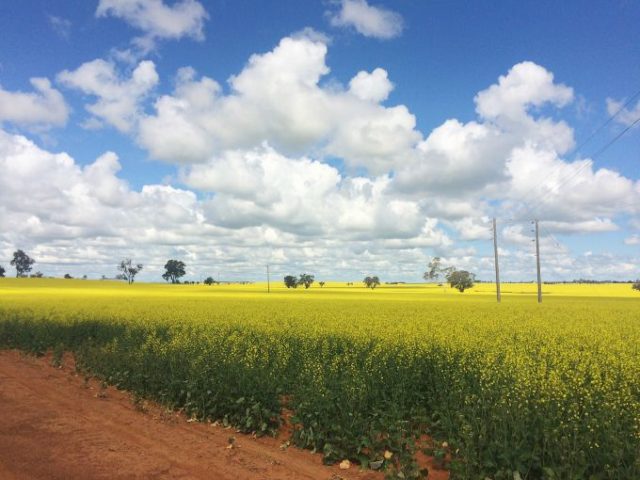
[492,218,501,303]
[534,220,542,303]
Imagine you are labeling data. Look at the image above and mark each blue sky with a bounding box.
[0,0,638,282]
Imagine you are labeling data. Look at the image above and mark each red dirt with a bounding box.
[0,350,449,480]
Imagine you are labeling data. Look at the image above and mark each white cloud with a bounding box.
[96,0,208,56]
[451,217,493,241]
[329,0,403,39]
[58,59,158,132]
[606,97,640,127]
[504,145,640,230]
[542,219,618,234]
[625,235,640,246]
[48,15,72,39]
[0,78,69,129]
[181,144,437,241]
[393,62,576,197]
[349,68,394,102]
[2,32,638,280]
[0,129,451,281]
[475,62,574,123]
[133,41,638,242]
[0,128,217,266]
[138,36,420,173]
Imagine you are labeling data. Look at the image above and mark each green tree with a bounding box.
[204,276,215,285]
[64,273,73,279]
[0,265,5,277]
[162,259,186,284]
[633,280,640,292]
[117,259,143,285]
[10,250,35,277]
[284,275,298,288]
[298,273,315,289]
[363,276,380,289]
[319,281,325,288]
[446,270,476,292]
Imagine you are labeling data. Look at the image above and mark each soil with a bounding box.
[0,350,448,480]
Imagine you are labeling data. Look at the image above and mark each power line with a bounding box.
[574,88,640,154]
[511,87,640,218]
[523,114,640,219]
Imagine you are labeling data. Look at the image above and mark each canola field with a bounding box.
[1,278,639,479]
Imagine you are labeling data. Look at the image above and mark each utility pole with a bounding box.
[266,264,270,293]
[534,219,542,303]
[492,218,501,303]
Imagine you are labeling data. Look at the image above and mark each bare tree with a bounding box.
[118,259,143,285]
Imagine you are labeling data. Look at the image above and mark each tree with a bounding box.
[446,270,475,292]
[363,276,380,289]
[162,259,186,284]
[298,273,315,289]
[423,257,454,284]
[117,259,143,285]
[64,273,73,279]
[0,265,5,277]
[633,280,640,292]
[284,275,298,288]
[10,250,35,277]
[30,271,44,278]
[204,276,216,285]
[424,257,442,282]
[319,281,325,288]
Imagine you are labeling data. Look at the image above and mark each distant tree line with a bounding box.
[1,249,638,292]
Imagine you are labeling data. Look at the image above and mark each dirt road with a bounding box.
[0,350,383,480]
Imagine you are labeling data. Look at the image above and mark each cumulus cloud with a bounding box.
[0,129,196,240]
[348,68,394,102]
[0,129,451,281]
[180,144,437,241]
[0,127,222,278]
[475,62,574,123]
[0,78,69,129]
[393,62,576,198]
[2,32,638,280]
[138,36,420,173]
[504,145,639,229]
[329,0,403,39]
[134,42,639,241]
[96,0,208,56]
[58,59,158,132]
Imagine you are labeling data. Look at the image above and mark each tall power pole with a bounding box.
[534,219,542,303]
[492,218,501,303]
[266,264,271,293]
